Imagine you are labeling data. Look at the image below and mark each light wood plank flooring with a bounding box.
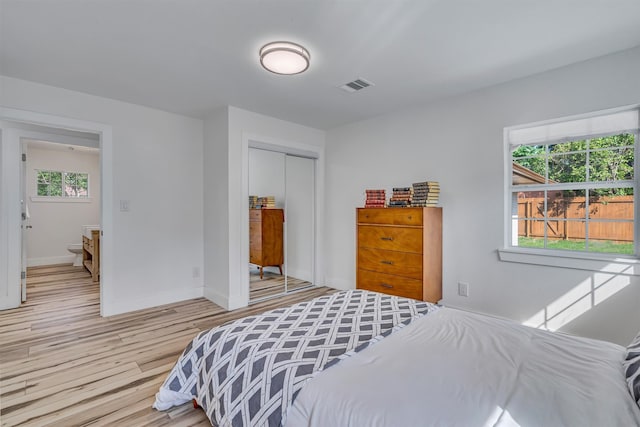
[249,268,312,301]
[0,264,336,426]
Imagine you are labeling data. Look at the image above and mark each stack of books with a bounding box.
[364,189,386,208]
[250,195,276,209]
[258,196,276,208]
[388,187,412,207]
[411,181,440,206]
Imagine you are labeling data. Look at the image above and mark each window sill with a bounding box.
[30,196,93,203]
[498,248,640,276]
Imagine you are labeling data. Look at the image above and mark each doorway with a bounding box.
[23,136,101,282]
[248,147,316,302]
[0,109,111,314]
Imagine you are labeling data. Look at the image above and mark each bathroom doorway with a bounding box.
[17,124,101,303]
[248,147,316,302]
[0,109,111,315]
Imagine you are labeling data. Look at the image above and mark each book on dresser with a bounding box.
[356,207,442,302]
[249,208,284,279]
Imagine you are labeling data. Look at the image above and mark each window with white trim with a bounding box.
[506,108,639,257]
[37,170,89,198]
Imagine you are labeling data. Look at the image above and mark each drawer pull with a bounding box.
[380,260,394,265]
[380,283,394,289]
[380,236,394,241]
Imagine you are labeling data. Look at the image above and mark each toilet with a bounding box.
[67,243,83,267]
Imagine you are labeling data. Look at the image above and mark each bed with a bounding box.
[154,290,640,426]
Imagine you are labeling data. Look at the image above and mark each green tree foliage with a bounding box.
[37,171,63,196]
[37,170,89,197]
[512,133,634,196]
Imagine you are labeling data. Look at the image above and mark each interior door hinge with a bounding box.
[21,271,26,280]
[22,153,26,162]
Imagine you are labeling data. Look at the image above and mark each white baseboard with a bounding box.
[204,286,229,310]
[102,286,204,317]
[286,267,312,283]
[203,286,248,311]
[27,255,75,267]
[323,277,354,291]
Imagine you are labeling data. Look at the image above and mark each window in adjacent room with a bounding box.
[37,170,89,198]
[506,107,639,257]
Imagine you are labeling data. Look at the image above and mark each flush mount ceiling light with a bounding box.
[259,41,310,75]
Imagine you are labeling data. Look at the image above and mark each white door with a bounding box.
[0,128,22,310]
[20,142,28,301]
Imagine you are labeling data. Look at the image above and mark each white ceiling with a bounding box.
[2,0,640,130]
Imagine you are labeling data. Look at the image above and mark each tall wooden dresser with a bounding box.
[250,209,284,279]
[356,207,442,302]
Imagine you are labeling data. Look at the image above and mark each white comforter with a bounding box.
[286,308,640,427]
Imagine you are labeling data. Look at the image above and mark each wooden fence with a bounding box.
[517,195,633,242]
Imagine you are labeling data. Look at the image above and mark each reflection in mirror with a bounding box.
[249,148,286,301]
[248,148,315,302]
[284,155,314,293]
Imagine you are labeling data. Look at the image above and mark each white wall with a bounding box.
[249,148,285,209]
[203,106,325,310]
[1,76,204,316]
[202,107,230,308]
[26,146,100,266]
[324,46,640,345]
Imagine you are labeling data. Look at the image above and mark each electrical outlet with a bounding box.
[458,282,469,297]
[192,267,200,278]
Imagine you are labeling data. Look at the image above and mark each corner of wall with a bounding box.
[102,286,204,317]
[202,107,232,304]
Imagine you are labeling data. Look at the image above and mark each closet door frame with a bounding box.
[242,133,323,304]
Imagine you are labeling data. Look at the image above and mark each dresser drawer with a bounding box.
[249,209,262,221]
[358,225,422,253]
[249,221,262,240]
[357,269,422,300]
[249,249,262,264]
[358,208,423,226]
[358,247,422,280]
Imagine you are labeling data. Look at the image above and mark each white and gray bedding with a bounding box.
[153,290,437,426]
[155,289,640,427]
[286,308,640,426]
[626,331,640,407]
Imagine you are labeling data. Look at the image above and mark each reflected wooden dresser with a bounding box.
[356,207,442,302]
[250,209,284,279]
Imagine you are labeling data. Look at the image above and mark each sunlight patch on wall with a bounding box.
[524,266,632,331]
[594,273,630,305]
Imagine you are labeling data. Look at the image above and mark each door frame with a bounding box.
[241,133,324,307]
[20,141,28,301]
[0,107,113,316]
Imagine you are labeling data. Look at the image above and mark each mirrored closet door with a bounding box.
[248,147,315,302]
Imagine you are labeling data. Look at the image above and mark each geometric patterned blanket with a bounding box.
[154,290,438,427]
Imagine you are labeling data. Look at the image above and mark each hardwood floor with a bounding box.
[249,268,312,301]
[0,264,336,426]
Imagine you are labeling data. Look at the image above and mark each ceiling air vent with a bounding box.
[339,78,374,93]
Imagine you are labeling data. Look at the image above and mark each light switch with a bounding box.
[120,200,130,212]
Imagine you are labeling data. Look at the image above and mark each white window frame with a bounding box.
[499,106,640,274]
